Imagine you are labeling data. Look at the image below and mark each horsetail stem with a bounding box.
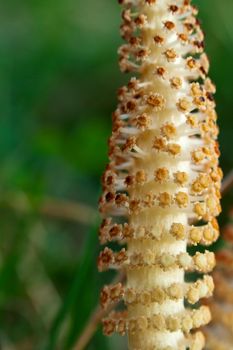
[98,1,222,349]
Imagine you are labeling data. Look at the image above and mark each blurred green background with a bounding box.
[0,0,232,349]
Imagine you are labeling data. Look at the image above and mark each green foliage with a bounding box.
[47,223,99,350]
[0,0,232,349]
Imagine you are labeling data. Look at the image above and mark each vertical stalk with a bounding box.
[98,1,222,349]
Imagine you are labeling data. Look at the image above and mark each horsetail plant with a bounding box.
[98,0,222,349]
